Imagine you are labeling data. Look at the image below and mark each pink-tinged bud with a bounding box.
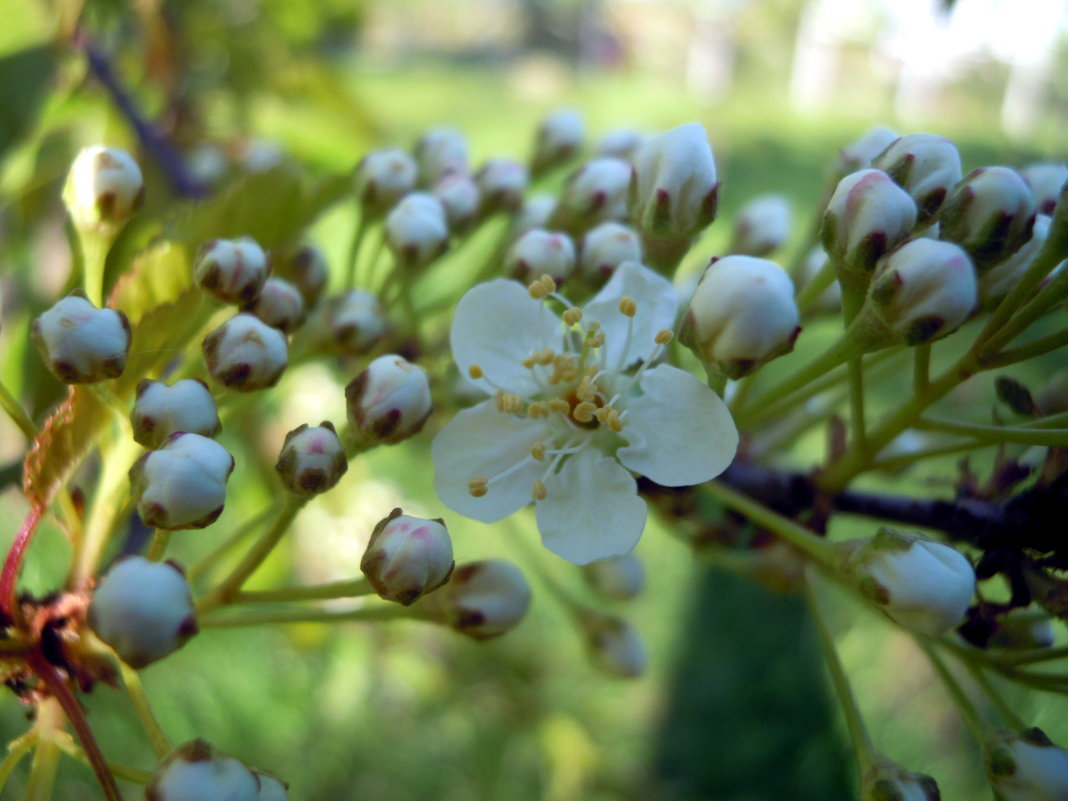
[194,237,271,305]
[981,214,1051,305]
[1020,163,1068,216]
[940,166,1037,271]
[729,194,791,257]
[860,757,940,801]
[580,613,646,678]
[421,559,531,640]
[63,145,144,232]
[822,169,917,274]
[202,313,288,392]
[280,245,329,309]
[476,159,529,215]
[595,129,648,162]
[554,157,631,223]
[531,109,584,175]
[839,528,975,637]
[505,229,576,284]
[130,433,234,530]
[415,126,469,185]
[252,771,289,801]
[88,556,197,668]
[629,122,719,239]
[582,554,645,601]
[838,126,899,173]
[984,727,1068,801]
[324,290,387,355]
[433,173,480,232]
[869,239,977,345]
[132,379,221,449]
[873,133,962,223]
[679,255,800,379]
[361,508,454,605]
[345,354,432,445]
[31,294,131,383]
[244,277,305,332]
[512,194,557,237]
[274,421,347,495]
[354,148,418,217]
[146,740,259,801]
[385,192,449,269]
[579,222,643,282]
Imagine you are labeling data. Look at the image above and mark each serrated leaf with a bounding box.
[996,376,1036,417]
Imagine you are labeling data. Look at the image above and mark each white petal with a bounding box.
[616,364,737,486]
[535,448,647,565]
[450,279,561,396]
[582,262,678,368]
[432,400,549,522]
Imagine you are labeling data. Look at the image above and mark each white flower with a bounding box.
[431,262,738,564]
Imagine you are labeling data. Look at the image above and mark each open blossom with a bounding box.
[431,262,738,564]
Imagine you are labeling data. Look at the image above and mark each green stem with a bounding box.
[187,501,281,583]
[0,380,36,440]
[235,576,375,604]
[914,416,1068,446]
[52,738,152,785]
[200,604,413,628]
[870,440,991,472]
[74,437,141,587]
[344,208,368,289]
[727,373,757,416]
[0,732,36,795]
[984,326,1068,368]
[962,661,1027,731]
[118,663,171,759]
[79,232,114,308]
[992,644,1068,667]
[919,638,987,741]
[146,529,170,562]
[913,344,930,394]
[705,366,727,397]
[794,254,835,314]
[23,699,63,801]
[847,356,867,452]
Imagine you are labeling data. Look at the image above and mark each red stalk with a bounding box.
[1,505,43,623]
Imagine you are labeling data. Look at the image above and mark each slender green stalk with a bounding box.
[914,417,1068,446]
[913,344,930,394]
[984,327,1068,368]
[344,210,368,289]
[847,356,867,451]
[24,699,63,801]
[74,436,141,587]
[79,232,113,308]
[119,663,171,759]
[188,502,281,583]
[0,380,36,440]
[870,440,991,472]
[52,737,152,785]
[992,644,1068,667]
[727,373,757,416]
[235,576,375,604]
[0,732,36,794]
[146,529,170,562]
[919,638,987,741]
[200,604,412,628]
[705,366,727,397]
[963,661,1027,731]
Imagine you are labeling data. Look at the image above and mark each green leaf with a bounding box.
[0,44,56,159]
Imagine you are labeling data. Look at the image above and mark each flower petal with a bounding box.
[432,400,549,522]
[535,447,647,565]
[616,364,737,486]
[450,279,561,395]
[582,261,678,368]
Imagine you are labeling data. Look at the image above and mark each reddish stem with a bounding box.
[2,505,43,623]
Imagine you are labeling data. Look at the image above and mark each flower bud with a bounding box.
[940,166,1037,271]
[838,126,899,173]
[345,354,432,445]
[531,109,583,175]
[729,194,791,257]
[860,757,940,801]
[596,129,647,162]
[583,554,645,601]
[421,559,532,640]
[868,239,977,345]
[839,528,975,637]
[433,173,480,232]
[629,122,719,239]
[385,192,449,269]
[873,133,962,223]
[324,290,387,355]
[194,237,271,305]
[984,727,1068,801]
[512,194,557,237]
[130,433,234,530]
[801,246,841,313]
[361,508,454,605]
[579,222,643,282]
[31,294,131,383]
[679,255,800,379]
[989,606,1055,651]
[553,158,631,224]
[354,148,418,217]
[245,277,305,332]
[1020,163,1068,216]
[580,613,646,678]
[202,313,288,392]
[253,771,289,801]
[146,740,259,801]
[415,126,469,186]
[476,159,529,215]
[132,379,221,449]
[280,245,329,309]
[980,214,1050,305]
[274,421,347,495]
[821,169,917,274]
[63,145,144,232]
[505,229,576,285]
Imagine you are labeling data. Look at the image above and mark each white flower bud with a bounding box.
[130,433,234,530]
[146,740,259,801]
[822,169,917,274]
[981,214,1051,304]
[840,528,975,637]
[873,133,962,223]
[194,237,271,305]
[324,290,387,355]
[345,354,432,445]
[89,556,197,668]
[245,277,305,332]
[31,294,131,383]
[385,192,449,268]
[729,194,791,257]
[679,255,800,379]
[595,129,648,162]
[801,246,841,313]
[579,222,643,282]
[202,313,288,392]
[253,771,289,801]
[989,606,1055,651]
[512,194,557,236]
[63,145,144,232]
[505,229,576,285]
[1020,163,1068,216]
[132,379,221,449]
[354,148,418,216]
[532,109,584,175]
[555,158,631,222]
[984,728,1068,801]
[869,239,977,345]
[274,421,347,495]
[582,554,645,601]
[629,122,719,239]
[940,166,1037,271]
[476,159,529,215]
[422,559,531,640]
[361,508,454,605]
[280,245,329,309]
[860,758,940,801]
[433,173,480,232]
[415,126,469,185]
[838,126,899,173]
[581,613,646,678]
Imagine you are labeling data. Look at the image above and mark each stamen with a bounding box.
[588,331,605,348]
[562,307,583,326]
[528,280,550,300]
[655,329,673,345]
[468,477,488,497]
[527,401,549,418]
[548,398,570,415]
[533,348,555,366]
[606,409,623,432]
[539,274,557,293]
[495,391,525,414]
[619,296,637,317]
[531,480,547,501]
[468,364,485,379]
[573,401,597,423]
[531,442,547,461]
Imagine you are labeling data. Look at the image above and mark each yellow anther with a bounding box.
[619,296,637,317]
[587,320,601,333]
[607,410,623,432]
[534,348,555,365]
[495,392,524,414]
[528,280,549,300]
[655,329,674,345]
[468,477,489,497]
[584,364,599,378]
[531,480,547,501]
[589,331,606,348]
[531,442,547,461]
[573,401,597,423]
[576,380,595,403]
[549,398,570,415]
[522,357,535,369]
[527,401,548,418]
[562,307,583,326]
[468,364,485,379]
[539,274,557,293]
